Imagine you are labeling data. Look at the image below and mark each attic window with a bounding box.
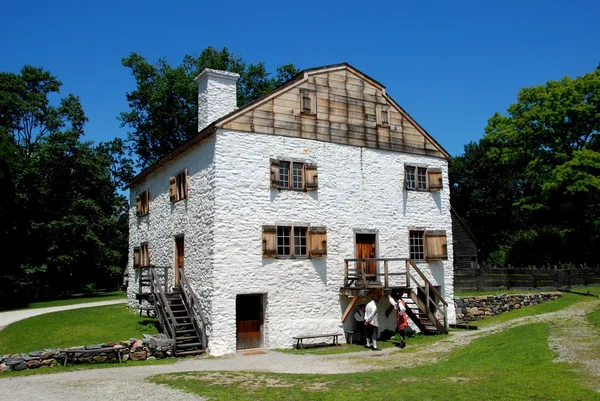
[300,89,316,115]
[376,105,389,127]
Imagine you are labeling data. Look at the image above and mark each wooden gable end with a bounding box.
[220,67,445,159]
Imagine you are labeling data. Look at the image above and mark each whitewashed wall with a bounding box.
[126,136,217,336]
[208,129,455,356]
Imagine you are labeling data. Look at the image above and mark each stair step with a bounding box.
[175,323,194,327]
[175,329,196,335]
[176,335,200,342]
[177,342,202,349]
[176,349,204,356]
[175,316,191,320]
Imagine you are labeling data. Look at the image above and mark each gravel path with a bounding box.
[1,299,599,400]
[0,300,127,330]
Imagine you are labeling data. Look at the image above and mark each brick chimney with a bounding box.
[194,68,240,132]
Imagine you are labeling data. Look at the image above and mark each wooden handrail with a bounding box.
[178,267,208,348]
[406,259,447,307]
[147,266,177,341]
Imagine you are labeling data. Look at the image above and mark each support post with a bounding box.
[344,260,349,288]
[384,260,389,288]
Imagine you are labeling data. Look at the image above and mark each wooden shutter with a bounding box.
[425,230,448,260]
[270,159,280,189]
[133,247,141,269]
[304,164,318,190]
[428,168,443,191]
[144,190,150,214]
[183,169,189,199]
[136,195,141,216]
[309,227,327,256]
[169,176,177,202]
[262,225,277,257]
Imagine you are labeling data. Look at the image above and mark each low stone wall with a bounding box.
[454,292,562,323]
[0,334,174,373]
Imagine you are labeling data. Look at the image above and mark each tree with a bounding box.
[120,46,299,168]
[451,67,600,266]
[0,66,131,305]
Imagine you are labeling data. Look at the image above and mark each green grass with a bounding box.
[455,285,600,298]
[588,307,600,329]
[150,323,599,400]
[0,304,158,354]
[2,291,126,311]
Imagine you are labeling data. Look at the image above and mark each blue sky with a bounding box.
[2,0,599,157]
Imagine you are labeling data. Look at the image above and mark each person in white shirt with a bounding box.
[364,296,381,351]
[353,304,366,344]
[388,294,408,348]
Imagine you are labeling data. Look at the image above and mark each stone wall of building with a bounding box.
[454,292,562,323]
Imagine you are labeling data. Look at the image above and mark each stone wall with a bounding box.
[0,334,174,373]
[454,292,562,323]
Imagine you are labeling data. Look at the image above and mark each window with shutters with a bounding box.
[170,169,188,202]
[376,104,389,127]
[262,225,327,258]
[300,89,316,115]
[134,243,150,268]
[405,165,443,191]
[270,159,318,191]
[409,230,448,261]
[136,189,150,216]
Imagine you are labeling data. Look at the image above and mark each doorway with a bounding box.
[356,233,377,282]
[236,294,264,350]
[174,236,184,286]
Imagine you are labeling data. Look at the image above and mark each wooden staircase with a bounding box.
[137,266,207,356]
[343,258,448,334]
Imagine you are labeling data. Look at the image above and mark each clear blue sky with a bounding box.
[2,0,599,156]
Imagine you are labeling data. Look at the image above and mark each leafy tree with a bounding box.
[451,67,600,266]
[120,46,299,168]
[0,66,130,306]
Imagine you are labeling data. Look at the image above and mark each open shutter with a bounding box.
[183,168,189,199]
[135,195,141,216]
[262,225,277,257]
[309,226,327,256]
[133,247,141,269]
[144,190,150,214]
[428,168,443,191]
[425,230,448,260]
[304,164,318,190]
[270,159,280,189]
[169,176,177,202]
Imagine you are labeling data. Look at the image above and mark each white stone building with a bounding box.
[126,63,454,356]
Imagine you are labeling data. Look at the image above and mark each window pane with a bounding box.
[409,231,424,260]
[406,166,415,189]
[293,227,307,256]
[292,162,303,189]
[302,95,311,112]
[277,226,290,256]
[417,168,427,190]
[279,162,290,188]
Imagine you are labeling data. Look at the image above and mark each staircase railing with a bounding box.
[405,259,448,333]
[178,267,208,349]
[343,258,408,288]
[140,266,177,341]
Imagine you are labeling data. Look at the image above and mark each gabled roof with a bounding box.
[126,63,450,189]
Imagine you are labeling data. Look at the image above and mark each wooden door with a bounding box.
[236,294,263,350]
[356,233,377,281]
[175,236,184,286]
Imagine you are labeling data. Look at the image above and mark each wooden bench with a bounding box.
[293,333,343,349]
[63,346,126,367]
[138,305,155,317]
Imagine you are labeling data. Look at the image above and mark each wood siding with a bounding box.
[451,211,478,270]
[221,68,445,158]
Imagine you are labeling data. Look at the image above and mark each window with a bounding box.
[136,189,150,216]
[270,160,318,191]
[262,225,327,258]
[300,89,316,115]
[409,230,425,260]
[169,169,188,202]
[405,165,443,191]
[134,243,150,268]
[409,230,448,261]
[376,104,389,127]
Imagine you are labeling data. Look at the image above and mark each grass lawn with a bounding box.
[455,285,600,298]
[588,307,600,329]
[3,291,126,311]
[0,304,158,354]
[150,323,599,400]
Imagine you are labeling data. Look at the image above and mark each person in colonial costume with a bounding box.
[388,294,408,348]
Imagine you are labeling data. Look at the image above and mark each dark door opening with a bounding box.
[356,233,377,281]
[236,294,264,350]
[175,236,184,286]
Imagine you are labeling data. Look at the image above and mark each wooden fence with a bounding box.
[455,267,600,292]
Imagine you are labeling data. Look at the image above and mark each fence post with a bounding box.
[384,261,389,288]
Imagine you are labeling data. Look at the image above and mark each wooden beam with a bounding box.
[385,304,394,318]
[341,296,359,322]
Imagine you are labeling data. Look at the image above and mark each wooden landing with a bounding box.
[339,286,410,297]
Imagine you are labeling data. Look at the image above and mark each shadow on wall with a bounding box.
[313,258,327,286]
[429,261,445,296]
